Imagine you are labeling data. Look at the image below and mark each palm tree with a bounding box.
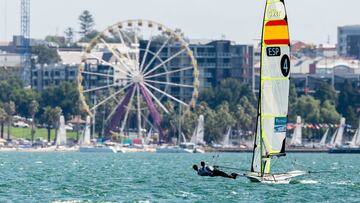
[29,100,39,143]
[4,101,15,140]
[0,107,7,139]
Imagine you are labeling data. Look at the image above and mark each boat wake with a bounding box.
[290,179,319,185]
[331,180,354,186]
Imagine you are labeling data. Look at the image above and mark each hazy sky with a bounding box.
[1,0,360,45]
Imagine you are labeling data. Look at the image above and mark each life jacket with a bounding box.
[198,166,213,176]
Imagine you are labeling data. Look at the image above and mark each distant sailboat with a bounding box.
[55,116,67,147]
[330,118,360,153]
[330,117,346,147]
[144,127,153,145]
[79,116,91,146]
[350,120,360,148]
[245,0,306,183]
[190,115,205,146]
[319,128,329,146]
[222,127,232,148]
[156,115,205,153]
[290,116,302,146]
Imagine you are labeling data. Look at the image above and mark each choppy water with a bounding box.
[0,152,359,202]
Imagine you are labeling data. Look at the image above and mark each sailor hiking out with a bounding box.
[193,161,238,179]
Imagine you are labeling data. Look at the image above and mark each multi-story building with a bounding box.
[31,64,78,90]
[338,25,360,59]
[190,40,253,88]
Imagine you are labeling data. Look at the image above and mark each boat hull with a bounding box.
[245,170,306,184]
[329,147,360,153]
[79,146,117,153]
[156,146,193,153]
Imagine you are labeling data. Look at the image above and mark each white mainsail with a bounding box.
[350,120,360,147]
[222,127,232,147]
[55,115,67,146]
[290,116,302,146]
[250,0,290,175]
[190,115,205,145]
[79,116,91,146]
[319,128,329,146]
[145,127,153,145]
[330,117,346,147]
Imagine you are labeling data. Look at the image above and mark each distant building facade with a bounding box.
[31,64,78,90]
[338,25,360,59]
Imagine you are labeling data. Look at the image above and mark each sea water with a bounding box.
[0,152,358,202]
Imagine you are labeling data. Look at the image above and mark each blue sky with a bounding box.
[1,0,360,44]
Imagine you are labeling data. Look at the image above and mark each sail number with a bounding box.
[266,47,281,57]
[280,55,290,77]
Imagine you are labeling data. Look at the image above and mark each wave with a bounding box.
[299,180,319,184]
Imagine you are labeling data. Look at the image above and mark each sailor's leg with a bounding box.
[212,169,235,179]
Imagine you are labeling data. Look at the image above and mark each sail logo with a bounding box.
[268,9,282,18]
[266,2,286,20]
[274,117,287,133]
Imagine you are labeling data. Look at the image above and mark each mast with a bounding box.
[251,0,290,176]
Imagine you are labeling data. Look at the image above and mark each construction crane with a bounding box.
[20,0,31,87]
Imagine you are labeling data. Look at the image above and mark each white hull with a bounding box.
[156,146,193,153]
[245,170,307,184]
[79,146,118,153]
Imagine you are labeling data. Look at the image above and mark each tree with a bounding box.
[0,107,6,139]
[79,10,95,38]
[320,100,341,124]
[31,45,61,64]
[40,82,81,120]
[314,82,337,105]
[29,100,39,143]
[234,97,257,132]
[64,27,75,46]
[293,96,320,123]
[4,101,15,140]
[337,80,360,126]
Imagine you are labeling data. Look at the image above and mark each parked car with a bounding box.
[13,121,29,128]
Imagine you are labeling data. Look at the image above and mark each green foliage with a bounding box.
[64,27,75,46]
[320,100,341,123]
[199,78,256,111]
[314,82,337,105]
[337,80,360,126]
[293,96,320,123]
[79,10,96,41]
[40,82,81,120]
[31,45,61,64]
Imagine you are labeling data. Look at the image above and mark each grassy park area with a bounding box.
[3,127,78,141]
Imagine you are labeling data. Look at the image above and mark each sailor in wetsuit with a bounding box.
[192,161,238,179]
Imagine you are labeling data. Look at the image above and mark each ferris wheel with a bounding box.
[78,19,199,139]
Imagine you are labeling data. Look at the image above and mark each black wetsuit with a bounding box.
[198,165,238,179]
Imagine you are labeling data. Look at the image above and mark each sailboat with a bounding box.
[79,116,120,153]
[156,115,205,153]
[290,116,302,147]
[245,0,306,183]
[330,118,360,153]
[313,128,329,148]
[55,116,67,147]
[349,120,360,148]
[329,117,346,147]
[79,116,91,146]
[222,127,232,148]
